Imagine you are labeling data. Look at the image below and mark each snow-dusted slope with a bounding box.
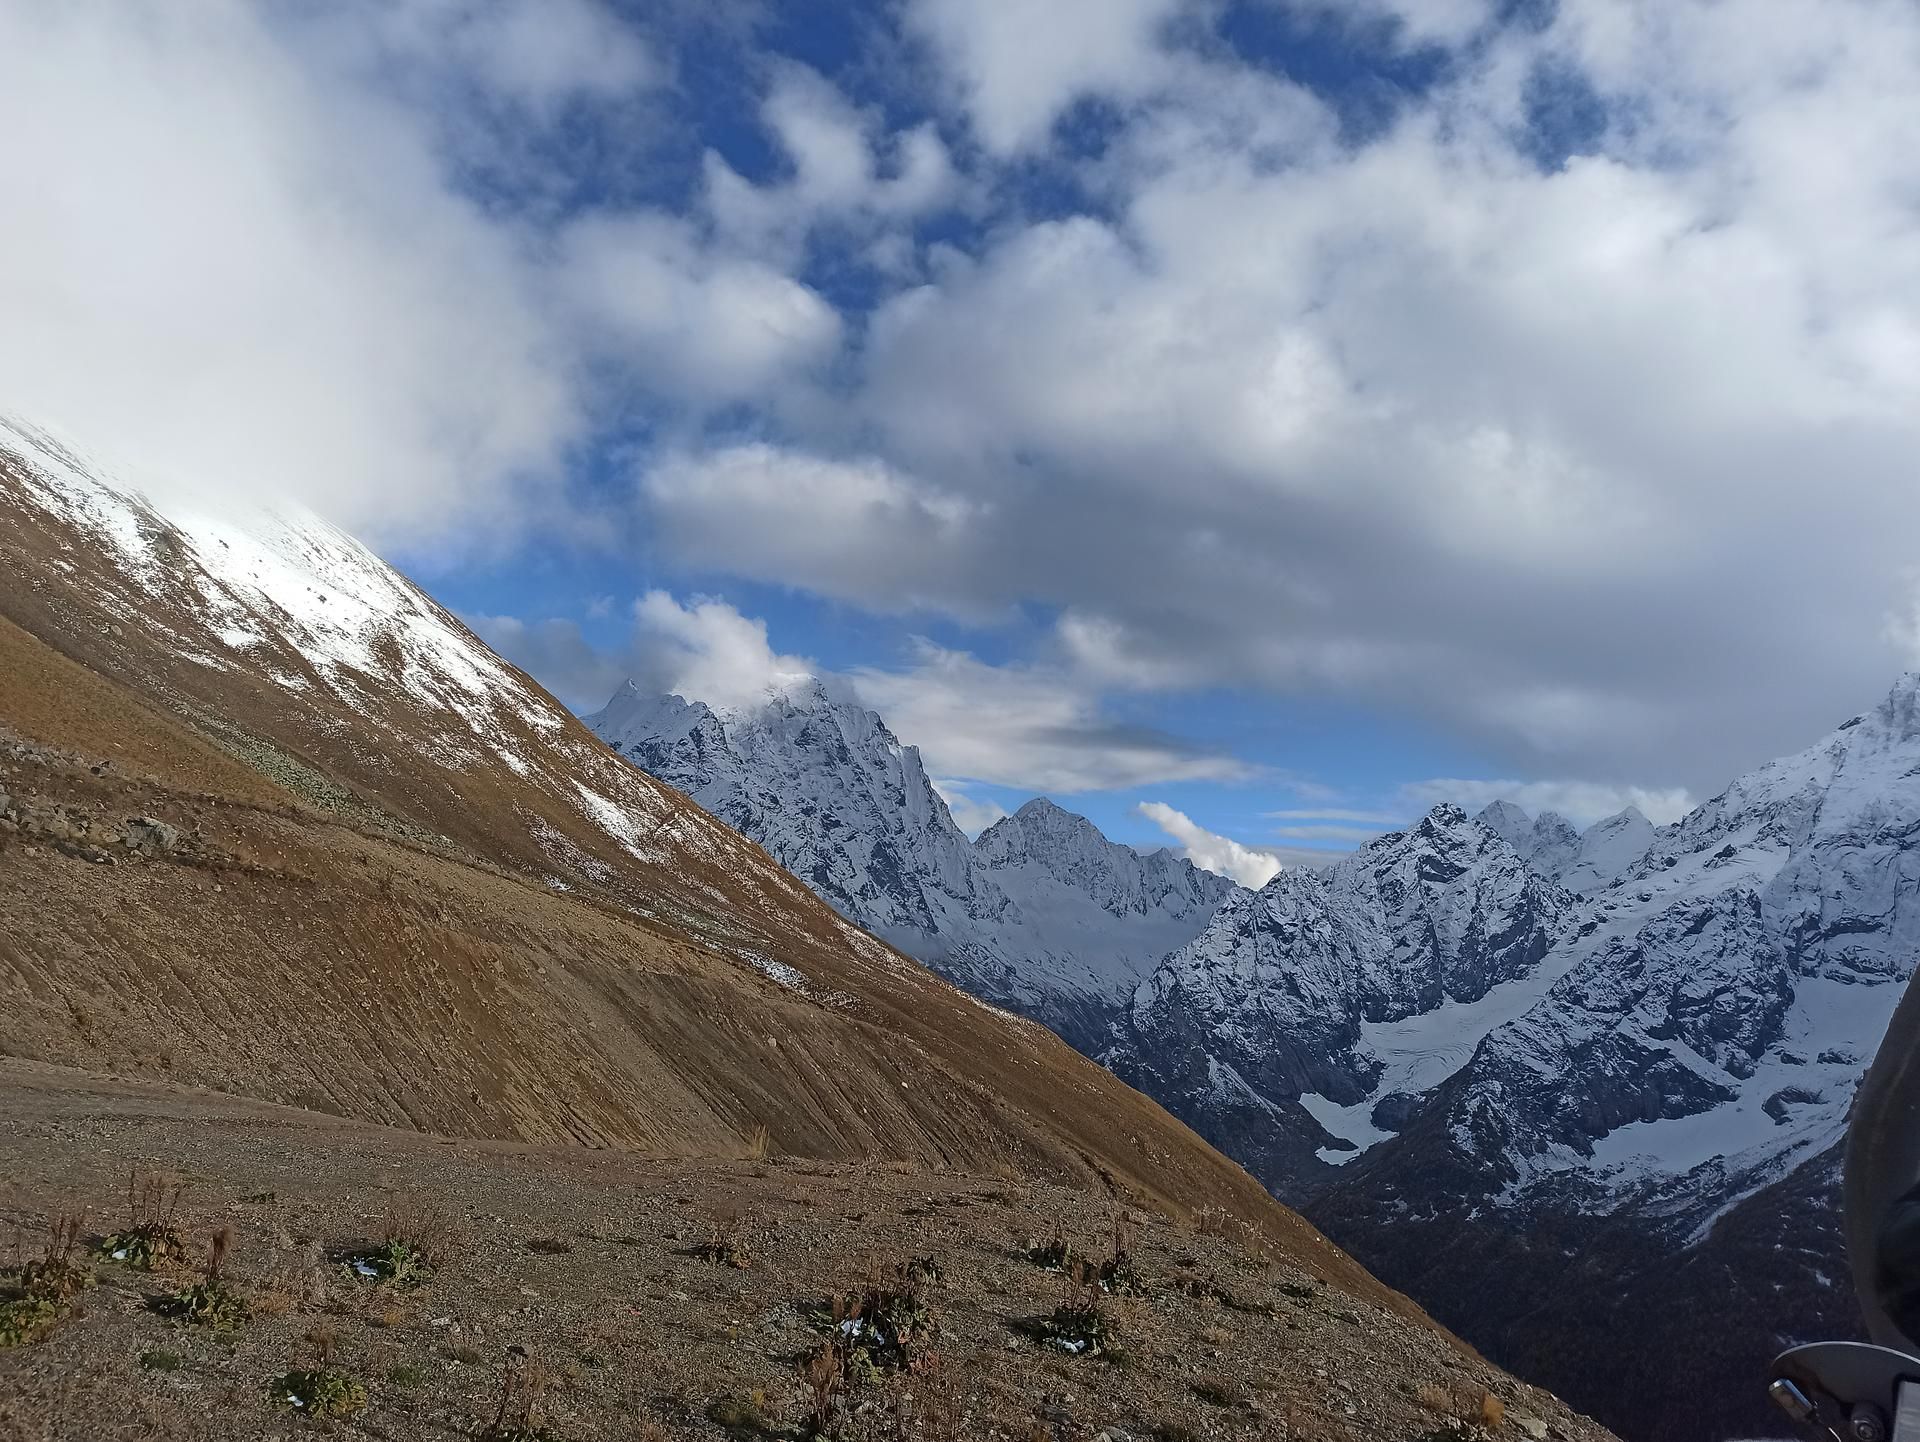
[1107,804,1589,1191]
[1474,800,1655,893]
[1303,683,1920,1442]
[589,683,1239,1048]
[1413,680,1920,1219]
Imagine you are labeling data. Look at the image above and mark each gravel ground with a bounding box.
[0,1062,1617,1442]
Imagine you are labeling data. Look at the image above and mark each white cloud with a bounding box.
[1398,778,1695,828]
[557,214,842,404]
[641,445,985,614]
[0,1,579,548]
[706,65,958,259]
[629,592,817,715]
[906,0,1190,153]
[1135,802,1285,888]
[850,641,1258,793]
[1271,823,1393,843]
[367,0,656,110]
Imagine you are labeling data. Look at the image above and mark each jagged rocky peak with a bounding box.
[1471,798,1653,893]
[975,797,1236,921]
[1106,801,1590,1193]
[586,682,1241,1051]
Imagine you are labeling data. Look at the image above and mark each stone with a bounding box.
[123,816,180,855]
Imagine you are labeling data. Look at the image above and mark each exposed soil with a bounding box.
[0,1062,1614,1442]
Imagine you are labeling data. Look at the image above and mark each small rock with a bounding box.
[123,816,180,855]
[1514,1418,1548,1440]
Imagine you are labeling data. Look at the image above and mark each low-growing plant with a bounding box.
[271,1369,368,1417]
[140,1348,183,1372]
[1025,1217,1073,1271]
[387,1362,425,1388]
[474,1345,564,1441]
[1023,1261,1122,1360]
[155,1229,249,1331]
[17,1213,92,1302]
[807,1259,938,1384]
[0,1297,58,1348]
[743,1121,772,1162]
[340,1191,450,1287]
[696,1204,751,1269]
[98,1170,187,1270]
[800,1341,843,1439]
[1097,1212,1144,1296]
[707,1394,767,1432]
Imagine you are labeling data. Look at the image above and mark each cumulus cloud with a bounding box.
[479,590,1259,795]
[627,592,818,715]
[626,0,1920,795]
[0,1,580,547]
[1398,778,1695,828]
[1135,802,1286,888]
[848,642,1259,793]
[557,215,842,405]
[706,64,958,260]
[641,446,987,615]
[906,0,1190,153]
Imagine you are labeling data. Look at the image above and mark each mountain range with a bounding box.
[588,679,1238,1050]
[598,664,1918,1442]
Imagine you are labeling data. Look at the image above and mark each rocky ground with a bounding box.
[0,1063,1615,1442]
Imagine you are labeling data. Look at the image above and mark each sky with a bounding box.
[4,0,1919,885]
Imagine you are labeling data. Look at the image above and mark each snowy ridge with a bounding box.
[1474,798,1656,893]
[588,681,1239,1048]
[1107,803,1589,1184]
[1423,678,1920,1219]
[0,415,811,940]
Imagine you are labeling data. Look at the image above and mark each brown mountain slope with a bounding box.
[0,421,1624,1440]
[0,422,1356,1293]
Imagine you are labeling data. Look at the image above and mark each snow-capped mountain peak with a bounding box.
[588,682,1240,1050]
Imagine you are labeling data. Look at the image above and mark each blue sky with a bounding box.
[8,0,1920,882]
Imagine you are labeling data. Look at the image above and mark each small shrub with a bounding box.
[388,1362,425,1388]
[140,1348,183,1372]
[474,1346,563,1441]
[18,1214,92,1302]
[1025,1218,1073,1271]
[1191,1376,1245,1408]
[696,1205,751,1269]
[342,1239,434,1286]
[743,1122,772,1161]
[1414,1383,1454,1416]
[343,1192,450,1286]
[271,1369,367,1417]
[1480,1393,1506,1429]
[808,1260,938,1383]
[1023,1261,1122,1360]
[707,1394,767,1431]
[155,1229,249,1331]
[800,1340,843,1439]
[1098,1212,1145,1296]
[0,1297,59,1348]
[98,1170,187,1270]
